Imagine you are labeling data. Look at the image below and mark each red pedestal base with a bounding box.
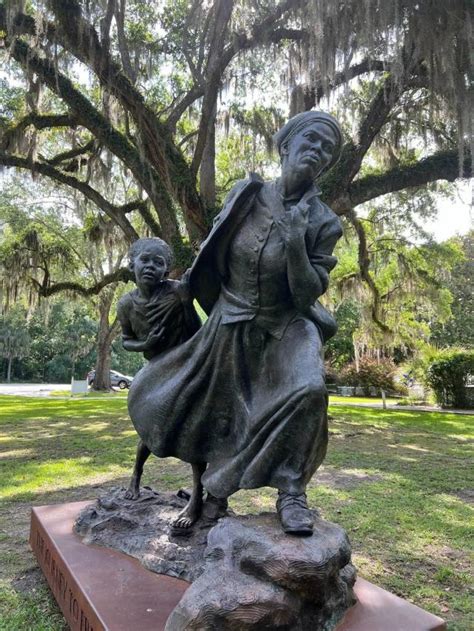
[30,501,446,631]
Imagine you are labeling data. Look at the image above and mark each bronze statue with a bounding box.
[127,111,343,535]
[117,238,203,530]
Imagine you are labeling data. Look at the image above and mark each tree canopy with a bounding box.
[0,0,472,383]
[1,2,471,254]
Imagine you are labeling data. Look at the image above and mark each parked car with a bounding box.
[86,369,133,389]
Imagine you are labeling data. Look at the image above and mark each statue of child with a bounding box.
[117,237,200,360]
[117,237,203,531]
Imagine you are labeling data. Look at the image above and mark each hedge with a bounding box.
[425,349,474,409]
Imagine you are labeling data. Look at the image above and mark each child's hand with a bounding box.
[178,268,192,302]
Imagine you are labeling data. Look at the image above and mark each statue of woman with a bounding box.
[128,111,343,535]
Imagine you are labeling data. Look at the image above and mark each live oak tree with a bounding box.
[0,0,472,338]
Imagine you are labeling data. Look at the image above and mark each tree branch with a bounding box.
[298,59,388,110]
[100,0,116,52]
[3,3,198,241]
[191,0,234,177]
[3,34,180,241]
[44,0,206,239]
[118,199,146,214]
[219,0,306,72]
[44,140,95,166]
[322,70,414,207]
[116,199,162,235]
[351,150,472,205]
[167,87,205,134]
[0,113,77,152]
[37,267,132,298]
[349,212,391,333]
[329,149,472,215]
[338,52,433,193]
[344,75,404,188]
[166,1,306,129]
[114,0,137,83]
[0,152,139,242]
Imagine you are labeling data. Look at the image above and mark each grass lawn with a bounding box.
[0,395,472,630]
[48,389,129,397]
[329,395,400,405]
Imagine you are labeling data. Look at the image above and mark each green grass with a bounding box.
[0,585,64,631]
[48,389,128,397]
[0,395,472,630]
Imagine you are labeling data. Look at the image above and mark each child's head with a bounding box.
[128,238,173,288]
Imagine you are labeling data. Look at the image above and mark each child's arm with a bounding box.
[175,268,193,304]
[145,278,201,347]
[123,329,164,353]
[117,296,164,353]
[178,270,202,335]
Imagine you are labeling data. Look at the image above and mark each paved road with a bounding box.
[0,383,69,396]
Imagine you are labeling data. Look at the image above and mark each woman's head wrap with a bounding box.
[274,111,343,172]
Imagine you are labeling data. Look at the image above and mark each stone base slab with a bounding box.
[30,501,446,631]
[29,501,187,631]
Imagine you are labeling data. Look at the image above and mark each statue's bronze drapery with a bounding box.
[127,111,343,535]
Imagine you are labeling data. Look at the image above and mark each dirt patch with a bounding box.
[315,467,383,490]
[452,489,474,505]
[329,425,386,439]
[424,544,470,567]
[12,566,45,595]
[329,430,365,439]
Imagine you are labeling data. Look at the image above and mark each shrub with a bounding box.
[324,362,340,385]
[340,358,403,396]
[425,349,474,409]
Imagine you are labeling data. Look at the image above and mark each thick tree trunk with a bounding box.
[200,106,217,212]
[94,336,112,391]
[92,288,117,391]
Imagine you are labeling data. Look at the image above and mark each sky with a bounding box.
[428,180,473,241]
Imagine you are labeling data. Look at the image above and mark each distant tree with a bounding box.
[325,300,360,370]
[30,301,97,381]
[325,192,463,364]
[0,299,98,383]
[340,356,403,396]
[64,316,97,379]
[431,231,474,349]
[0,309,30,382]
[111,336,146,377]
[0,178,129,389]
[425,349,474,409]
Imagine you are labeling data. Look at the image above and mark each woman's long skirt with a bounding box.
[128,308,328,497]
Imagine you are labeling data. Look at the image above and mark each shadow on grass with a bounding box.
[0,395,198,504]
